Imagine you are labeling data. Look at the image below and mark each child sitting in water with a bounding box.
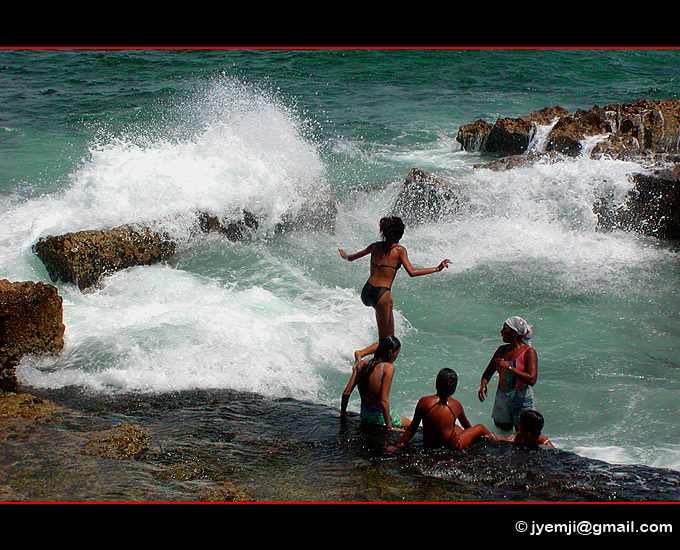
[386,368,495,452]
[506,410,554,449]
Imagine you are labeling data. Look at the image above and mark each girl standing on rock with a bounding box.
[338,216,450,362]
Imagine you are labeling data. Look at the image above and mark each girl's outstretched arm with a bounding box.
[339,243,374,262]
[397,246,450,277]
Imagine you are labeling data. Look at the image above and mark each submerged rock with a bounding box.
[0,280,65,391]
[82,423,151,459]
[0,391,61,420]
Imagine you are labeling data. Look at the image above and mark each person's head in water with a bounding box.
[518,410,544,438]
[436,368,458,398]
[380,216,405,245]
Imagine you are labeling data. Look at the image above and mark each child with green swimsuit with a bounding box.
[341,335,410,430]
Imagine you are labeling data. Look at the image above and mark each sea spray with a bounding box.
[11,77,355,401]
[34,77,328,241]
[19,254,371,400]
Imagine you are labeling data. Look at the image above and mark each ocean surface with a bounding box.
[1,48,680,503]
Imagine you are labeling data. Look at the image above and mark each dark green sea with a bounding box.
[1,49,680,510]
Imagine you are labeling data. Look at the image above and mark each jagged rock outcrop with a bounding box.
[457,99,680,158]
[594,164,680,240]
[198,189,338,237]
[454,99,680,240]
[33,224,177,291]
[0,280,65,391]
[390,168,466,225]
[457,106,570,156]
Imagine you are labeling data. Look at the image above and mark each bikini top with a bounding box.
[372,243,402,271]
[372,261,401,271]
[357,360,387,395]
[423,398,460,446]
[424,398,456,421]
[359,360,386,380]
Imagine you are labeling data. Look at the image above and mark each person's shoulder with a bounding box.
[538,435,554,447]
[383,361,396,372]
[448,397,463,409]
[355,358,369,371]
[417,394,438,407]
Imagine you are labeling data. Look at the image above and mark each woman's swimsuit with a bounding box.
[423,399,462,451]
[361,281,389,307]
[358,361,402,427]
[361,262,401,307]
[498,344,532,391]
[492,345,535,426]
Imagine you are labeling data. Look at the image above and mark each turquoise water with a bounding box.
[1,49,680,501]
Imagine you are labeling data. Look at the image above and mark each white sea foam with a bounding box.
[18,261,371,400]
[569,443,680,472]
[6,79,351,400]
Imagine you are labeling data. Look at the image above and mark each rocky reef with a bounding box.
[402,98,680,241]
[0,280,65,391]
[6,98,679,391]
[457,99,680,159]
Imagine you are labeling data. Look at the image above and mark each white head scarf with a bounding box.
[505,316,533,344]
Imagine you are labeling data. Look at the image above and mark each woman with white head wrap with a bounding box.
[477,316,538,431]
[504,316,533,344]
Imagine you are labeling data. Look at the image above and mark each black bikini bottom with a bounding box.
[361,281,390,307]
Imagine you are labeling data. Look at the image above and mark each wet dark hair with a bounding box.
[380,216,405,244]
[357,335,401,394]
[518,410,544,438]
[376,217,405,256]
[435,368,458,397]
